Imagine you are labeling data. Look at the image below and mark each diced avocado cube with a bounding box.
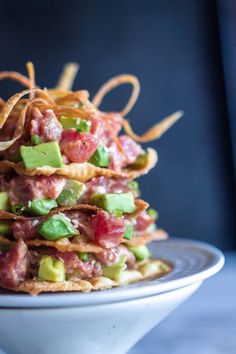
[38,214,78,241]
[60,116,91,133]
[89,145,110,167]
[102,255,127,280]
[0,192,10,211]
[20,142,64,169]
[91,192,136,214]
[131,153,148,169]
[31,134,43,145]
[27,198,58,216]
[57,180,85,206]
[147,208,159,220]
[123,223,133,240]
[127,180,140,196]
[77,252,90,261]
[38,256,65,282]
[128,245,151,261]
[0,221,12,235]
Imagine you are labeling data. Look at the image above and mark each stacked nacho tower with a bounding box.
[0,63,181,295]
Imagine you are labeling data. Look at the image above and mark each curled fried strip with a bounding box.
[123,111,183,143]
[92,74,140,117]
[0,71,31,88]
[53,105,95,120]
[26,62,36,99]
[56,63,79,91]
[0,90,50,151]
[55,90,89,105]
[0,148,157,182]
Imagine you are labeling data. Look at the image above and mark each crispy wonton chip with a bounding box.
[0,148,157,182]
[10,259,171,295]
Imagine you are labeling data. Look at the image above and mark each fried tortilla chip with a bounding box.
[0,199,148,222]
[0,228,167,253]
[8,259,171,295]
[0,148,157,182]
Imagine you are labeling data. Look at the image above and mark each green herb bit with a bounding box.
[31,135,43,145]
[11,204,26,215]
[78,252,90,261]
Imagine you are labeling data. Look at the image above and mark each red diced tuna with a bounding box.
[0,239,28,288]
[134,211,155,232]
[60,129,99,163]
[41,249,102,278]
[8,175,65,205]
[91,211,125,249]
[30,108,62,142]
[12,219,41,240]
[119,135,142,165]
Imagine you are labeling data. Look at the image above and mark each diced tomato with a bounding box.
[60,129,99,163]
[134,211,155,232]
[30,108,62,142]
[91,211,125,249]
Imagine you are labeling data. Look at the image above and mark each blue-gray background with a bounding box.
[0,0,235,249]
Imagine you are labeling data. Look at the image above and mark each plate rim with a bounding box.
[0,238,225,309]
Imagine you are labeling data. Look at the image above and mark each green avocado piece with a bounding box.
[89,145,110,167]
[0,221,12,235]
[60,116,91,133]
[38,214,78,241]
[20,142,64,169]
[130,153,148,169]
[123,223,133,240]
[102,255,127,280]
[27,198,58,216]
[147,208,159,220]
[128,245,151,261]
[91,192,136,214]
[57,180,86,206]
[38,256,65,282]
[0,192,10,211]
[127,180,140,196]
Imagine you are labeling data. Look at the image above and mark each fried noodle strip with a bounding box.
[123,111,183,143]
[26,62,36,99]
[92,74,140,117]
[56,63,79,91]
[0,71,31,88]
[0,89,52,151]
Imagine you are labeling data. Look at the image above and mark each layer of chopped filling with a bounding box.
[0,107,144,172]
[0,237,152,289]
